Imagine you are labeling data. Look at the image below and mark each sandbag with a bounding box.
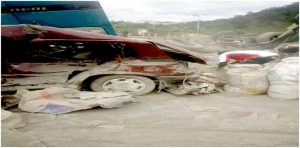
[268,57,299,100]
[225,64,269,95]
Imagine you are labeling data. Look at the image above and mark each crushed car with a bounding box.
[2,24,207,95]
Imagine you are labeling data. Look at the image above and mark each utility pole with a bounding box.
[196,19,200,34]
[193,14,206,34]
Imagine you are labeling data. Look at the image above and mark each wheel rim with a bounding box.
[102,78,147,92]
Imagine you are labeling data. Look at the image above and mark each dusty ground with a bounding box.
[2,92,298,147]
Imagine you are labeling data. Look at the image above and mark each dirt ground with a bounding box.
[2,91,298,147]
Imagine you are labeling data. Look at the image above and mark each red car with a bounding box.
[2,24,206,95]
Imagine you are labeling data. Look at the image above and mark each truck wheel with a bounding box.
[90,75,156,95]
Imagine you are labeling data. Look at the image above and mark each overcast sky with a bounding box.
[100,0,298,22]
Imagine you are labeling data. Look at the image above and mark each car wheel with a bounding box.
[90,75,156,95]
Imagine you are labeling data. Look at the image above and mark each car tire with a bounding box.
[90,75,156,95]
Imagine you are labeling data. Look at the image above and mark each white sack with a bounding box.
[268,57,299,100]
[225,64,269,95]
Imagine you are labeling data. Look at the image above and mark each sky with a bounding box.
[99,0,298,22]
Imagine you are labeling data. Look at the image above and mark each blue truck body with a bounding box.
[1,1,117,35]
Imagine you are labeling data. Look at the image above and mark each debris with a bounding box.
[230,111,280,120]
[98,125,125,131]
[194,73,224,85]
[165,82,217,95]
[2,95,21,109]
[190,106,219,112]
[2,89,29,109]
[274,42,299,59]
[18,87,135,114]
[239,112,258,120]
[165,72,222,95]
[192,105,220,120]
[258,113,280,120]
[88,121,104,128]
[256,32,282,43]
[230,111,258,120]
[194,113,215,119]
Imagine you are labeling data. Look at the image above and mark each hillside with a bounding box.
[111,2,299,36]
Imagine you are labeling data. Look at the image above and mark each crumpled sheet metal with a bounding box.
[18,87,135,114]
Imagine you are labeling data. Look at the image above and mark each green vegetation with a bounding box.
[111,2,298,36]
